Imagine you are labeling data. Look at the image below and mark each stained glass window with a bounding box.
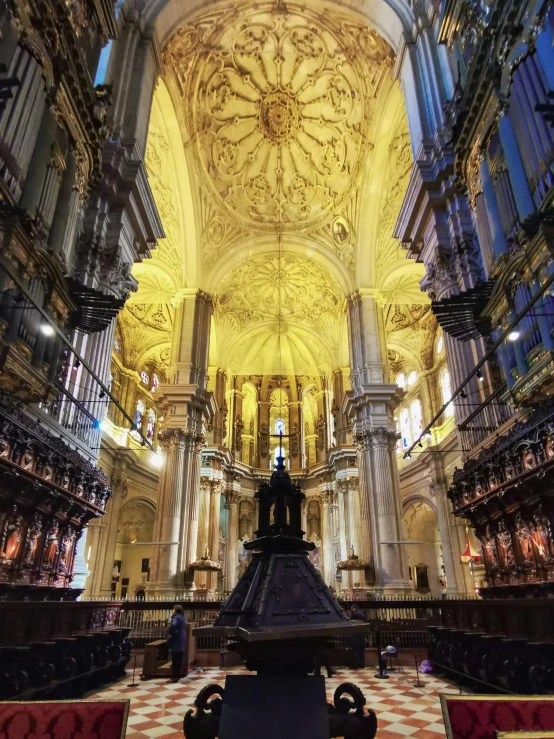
[411,399,423,436]
[400,408,411,449]
[441,370,454,417]
[396,373,406,389]
[135,399,145,432]
[140,370,149,385]
[146,408,156,441]
[151,374,159,392]
[407,370,417,386]
[274,418,285,436]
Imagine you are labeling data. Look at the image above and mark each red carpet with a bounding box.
[442,695,554,739]
[0,700,129,739]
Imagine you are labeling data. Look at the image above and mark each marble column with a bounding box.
[497,111,535,222]
[195,477,211,586]
[224,490,239,592]
[320,489,335,586]
[479,155,507,260]
[208,480,222,589]
[429,474,465,594]
[98,456,129,596]
[289,401,301,470]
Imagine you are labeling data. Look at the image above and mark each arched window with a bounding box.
[274,418,285,436]
[396,373,406,390]
[407,370,417,386]
[151,374,159,392]
[395,419,401,454]
[410,399,423,436]
[140,370,150,386]
[436,336,443,355]
[440,370,454,417]
[134,399,145,432]
[400,408,411,449]
[146,408,156,441]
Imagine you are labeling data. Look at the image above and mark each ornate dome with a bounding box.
[163,2,393,231]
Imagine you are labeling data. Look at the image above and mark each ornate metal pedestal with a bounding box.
[183,456,376,739]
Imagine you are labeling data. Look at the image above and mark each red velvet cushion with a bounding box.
[0,700,129,739]
[442,696,554,739]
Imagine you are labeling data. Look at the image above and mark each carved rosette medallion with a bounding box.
[164,3,392,230]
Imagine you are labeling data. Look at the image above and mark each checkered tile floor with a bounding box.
[90,663,458,739]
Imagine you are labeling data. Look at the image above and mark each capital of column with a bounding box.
[158,427,205,453]
[368,427,399,452]
[224,490,240,507]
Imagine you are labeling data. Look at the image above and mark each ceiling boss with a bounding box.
[163,2,393,230]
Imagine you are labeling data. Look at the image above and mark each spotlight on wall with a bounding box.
[423,432,432,440]
[99,419,110,432]
[99,390,105,399]
[460,390,467,399]
[72,360,81,371]
[477,371,484,382]
[150,451,164,469]
[40,324,55,336]
[508,330,520,342]
[405,451,412,460]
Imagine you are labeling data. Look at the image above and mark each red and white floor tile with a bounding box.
[89,664,458,739]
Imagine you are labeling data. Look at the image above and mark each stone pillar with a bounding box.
[195,477,211,583]
[148,290,214,596]
[224,490,239,592]
[208,480,222,589]
[289,401,301,470]
[98,456,128,596]
[320,489,335,586]
[497,111,535,222]
[479,155,507,259]
[428,473,466,594]
[345,291,409,592]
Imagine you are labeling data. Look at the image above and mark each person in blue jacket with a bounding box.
[167,604,186,682]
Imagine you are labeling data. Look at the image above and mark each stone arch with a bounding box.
[403,500,443,596]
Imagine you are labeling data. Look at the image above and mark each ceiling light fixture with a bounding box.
[477,371,484,382]
[40,324,55,336]
[508,330,520,341]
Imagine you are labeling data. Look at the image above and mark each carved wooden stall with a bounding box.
[448,400,554,597]
[0,394,110,597]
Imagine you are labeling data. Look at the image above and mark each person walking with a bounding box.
[167,604,186,683]
[349,607,367,669]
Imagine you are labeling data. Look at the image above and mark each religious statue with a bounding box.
[22,514,43,566]
[531,506,554,563]
[0,506,23,561]
[20,446,35,471]
[43,525,60,568]
[308,534,322,574]
[76,481,84,498]
[42,463,53,482]
[522,448,536,471]
[235,415,244,452]
[259,423,269,457]
[0,435,11,459]
[497,520,515,567]
[290,423,299,457]
[316,416,326,451]
[488,469,499,490]
[483,525,499,569]
[61,471,70,490]
[515,513,534,564]
[59,529,75,573]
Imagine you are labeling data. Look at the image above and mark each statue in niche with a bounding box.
[22,514,43,566]
[76,481,84,498]
[515,513,534,563]
[497,520,515,567]
[531,506,554,562]
[43,525,60,569]
[522,448,536,471]
[483,525,499,569]
[58,529,75,573]
[488,469,499,490]
[20,446,35,471]
[237,535,251,577]
[235,415,244,452]
[61,471,70,490]
[0,506,23,561]
[42,462,53,481]
[259,424,269,456]
[0,435,11,459]
[290,423,299,457]
[505,459,515,479]
[316,416,326,451]
[545,434,554,460]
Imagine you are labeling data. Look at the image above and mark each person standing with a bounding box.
[167,604,186,683]
[349,607,367,669]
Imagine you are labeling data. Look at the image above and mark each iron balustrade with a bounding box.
[458,383,515,452]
